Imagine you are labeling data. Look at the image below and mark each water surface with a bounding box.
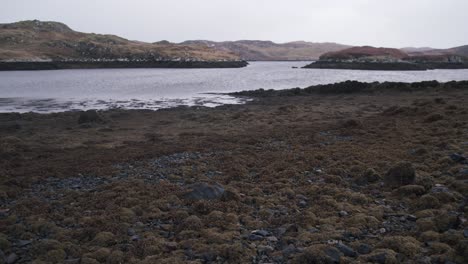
[1,61,468,112]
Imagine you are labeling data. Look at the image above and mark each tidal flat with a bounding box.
[0,81,468,263]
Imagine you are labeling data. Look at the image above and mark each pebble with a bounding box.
[339,210,349,217]
[130,235,140,241]
[464,229,468,238]
[298,200,307,208]
[379,228,386,234]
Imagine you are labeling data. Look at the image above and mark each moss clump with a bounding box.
[92,232,115,246]
[384,162,416,188]
[394,185,426,197]
[378,236,421,258]
[107,250,125,264]
[181,215,202,230]
[0,236,11,251]
[45,249,66,263]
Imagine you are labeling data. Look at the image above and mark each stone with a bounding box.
[298,200,307,208]
[258,245,274,254]
[127,228,136,236]
[339,210,349,217]
[464,229,468,238]
[357,243,372,254]
[379,228,386,234]
[450,153,466,163]
[324,246,343,263]
[267,236,278,242]
[368,252,388,264]
[248,234,264,241]
[336,242,357,257]
[78,110,103,124]
[6,253,18,264]
[384,162,416,188]
[183,182,225,200]
[130,235,140,241]
[17,240,32,247]
[252,229,270,237]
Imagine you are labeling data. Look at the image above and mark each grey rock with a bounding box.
[64,258,81,264]
[6,253,18,264]
[450,153,466,163]
[298,200,307,208]
[282,244,297,257]
[252,229,270,237]
[308,227,320,233]
[357,243,372,254]
[248,234,264,241]
[368,252,388,264]
[130,235,140,241]
[267,236,278,242]
[16,240,32,247]
[336,242,357,257]
[78,110,103,124]
[464,229,468,238]
[258,245,274,254]
[127,228,136,236]
[339,210,349,217]
[324,246,342,263]
[406,214,417,221]
[183,182,225,200]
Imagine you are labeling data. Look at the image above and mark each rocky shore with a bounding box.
[302,61,468,71]
[0,60,249,71]
[1,81,468,263]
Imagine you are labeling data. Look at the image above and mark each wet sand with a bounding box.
[0,82,467,263]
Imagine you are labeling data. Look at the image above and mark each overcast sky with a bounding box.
[1,0,467,49]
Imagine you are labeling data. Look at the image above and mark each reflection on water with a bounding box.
[1,61,468,113]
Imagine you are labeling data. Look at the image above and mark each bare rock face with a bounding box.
[384,162,416,188]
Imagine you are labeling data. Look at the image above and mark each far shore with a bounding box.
[0,60,249,71]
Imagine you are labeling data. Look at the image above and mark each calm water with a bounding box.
[1,61,468,113]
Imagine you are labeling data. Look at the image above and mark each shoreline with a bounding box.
[0,60,249,71]
[303,61,468,71]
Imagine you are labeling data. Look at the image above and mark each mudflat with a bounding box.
[1,82,467,263]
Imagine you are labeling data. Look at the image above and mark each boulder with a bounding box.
[384,162,416,188]
[78,110,104,124]
[183,182,225,200]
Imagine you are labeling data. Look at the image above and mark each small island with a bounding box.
[303,46,468,71]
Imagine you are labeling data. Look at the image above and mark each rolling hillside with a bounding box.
[0,20,240,62]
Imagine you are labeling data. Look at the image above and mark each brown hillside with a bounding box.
[0,20,240,61]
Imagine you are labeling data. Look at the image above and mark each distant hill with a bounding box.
[402,45,468,57]
[0,20,240,62]
[180,40,351,61]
